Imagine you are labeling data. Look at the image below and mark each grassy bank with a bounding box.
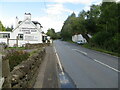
[6,47,26,50]
[65,40,119,57]
[83,43,119,57]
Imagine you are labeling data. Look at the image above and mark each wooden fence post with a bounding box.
[7,38,9,47]
[16,36,18,47]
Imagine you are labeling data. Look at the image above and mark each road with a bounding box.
[54,40,119,88]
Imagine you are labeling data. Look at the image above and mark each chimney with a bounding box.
[15,16,18,27]
[24,13,31,20]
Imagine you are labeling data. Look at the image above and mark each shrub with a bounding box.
[90,31,112,47]
[4,49,30,71]
[90,31,119,54]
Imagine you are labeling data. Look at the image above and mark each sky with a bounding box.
[0,0,119,33]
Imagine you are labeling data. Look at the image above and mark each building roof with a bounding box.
[18,20,41,25]
[18,20,43,28]
[32,21,41,25]
[13,18,42,33]
[25,13,31,15]
[18,21,22,24]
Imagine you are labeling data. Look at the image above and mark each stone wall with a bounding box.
[3,48,46,88]
[25,43,50,49]
[0,45,4,53]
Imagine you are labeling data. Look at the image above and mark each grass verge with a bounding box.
[65,40,119,57]
[83,43,119,57]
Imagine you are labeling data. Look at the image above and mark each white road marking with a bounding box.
[54,46,57,53]
[54,47,64,75]
[72,49,87,55]
[72,49,119,72]
[93,59,120,72]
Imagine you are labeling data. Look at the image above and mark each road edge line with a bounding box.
[54,46,64,74]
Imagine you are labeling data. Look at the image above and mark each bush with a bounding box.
[90,31,119,54]
[4,50,30,71]
[90,31,111,47]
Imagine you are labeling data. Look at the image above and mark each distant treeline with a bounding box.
[61,1,119,54]
[46,28,61,40]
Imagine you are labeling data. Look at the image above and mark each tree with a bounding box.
[90,2,119,53]
[46,28,57,39]
[99,2,118,33]
[0,21,6,31]
[60,1,119,54]
[61,12,76,40]
[6,25,13,31]
[85,4,101,34]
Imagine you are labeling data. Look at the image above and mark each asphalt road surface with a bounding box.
[54,40,119,88]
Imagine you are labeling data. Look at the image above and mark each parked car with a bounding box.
[77,40,84,45]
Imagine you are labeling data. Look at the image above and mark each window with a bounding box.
[18,34,23,40]
[0,33,10,38]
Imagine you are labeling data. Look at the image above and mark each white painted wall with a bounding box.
[10,19,43,47]
[0,38,7,44]
[0,15,43,47]
[0,32,11,44]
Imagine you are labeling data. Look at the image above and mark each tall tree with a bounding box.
[99,2,118,34]
[61,12,76,40]
[85,4,101,34]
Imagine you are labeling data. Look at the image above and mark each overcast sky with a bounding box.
[0,0,119,32]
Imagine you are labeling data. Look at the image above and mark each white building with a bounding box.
[0,13,44,47]
[72,34,87,44]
